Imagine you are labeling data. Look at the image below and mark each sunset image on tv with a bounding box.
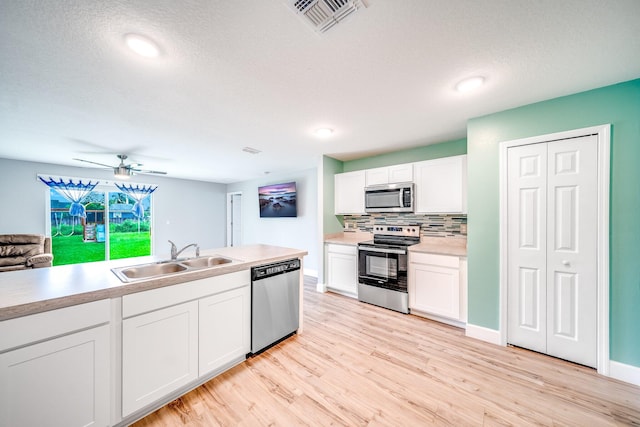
[258,182,297,217]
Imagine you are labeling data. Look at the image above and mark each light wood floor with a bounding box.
[133,277,640,426]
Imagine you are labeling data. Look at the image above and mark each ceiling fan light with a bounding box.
[114,166,132,179]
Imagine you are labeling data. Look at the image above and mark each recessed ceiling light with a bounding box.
[455,76,485,92]
[314,128,334,138]
[124,33,160,58]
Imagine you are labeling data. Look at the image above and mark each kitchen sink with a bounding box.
[118,262,187,280]
[181,256,233,268]
[111,255,236,283]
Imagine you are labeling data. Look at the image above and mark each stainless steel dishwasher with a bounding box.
[250,258,300,354]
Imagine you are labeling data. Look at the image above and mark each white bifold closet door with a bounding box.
[507,135,597,367]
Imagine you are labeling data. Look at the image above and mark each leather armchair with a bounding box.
[0,234,54,272]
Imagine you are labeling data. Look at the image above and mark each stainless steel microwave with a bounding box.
[364,183,414,213]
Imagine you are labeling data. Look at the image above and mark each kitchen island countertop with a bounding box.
[0,244,307,321]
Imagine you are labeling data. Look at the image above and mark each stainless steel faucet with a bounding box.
[168,240,200,260]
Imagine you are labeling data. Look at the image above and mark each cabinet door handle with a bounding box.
[562,260,570,266]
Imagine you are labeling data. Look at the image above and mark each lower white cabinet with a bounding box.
[199,286,251,376]
[409,252,466,323]
[325,243,358,296]
[121,270,251,418]
[0,303,110,427]
[122,300,199,417]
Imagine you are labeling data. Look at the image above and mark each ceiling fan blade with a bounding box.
[73,158,114,168]
[135,169,167,175]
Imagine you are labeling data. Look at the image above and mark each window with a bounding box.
[43,178,155,266]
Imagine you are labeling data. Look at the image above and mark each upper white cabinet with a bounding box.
[365,163,413,186]
[334,170,366,214]
[414,155,467,214]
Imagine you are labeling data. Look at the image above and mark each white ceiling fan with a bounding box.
[73,154,167,178]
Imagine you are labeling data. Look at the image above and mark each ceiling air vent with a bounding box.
[287,0,365,33]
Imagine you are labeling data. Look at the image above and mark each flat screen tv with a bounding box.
[258,181,297,218]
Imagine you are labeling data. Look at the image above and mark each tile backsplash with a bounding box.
[344,213,467,238]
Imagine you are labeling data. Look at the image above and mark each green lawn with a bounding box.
[110,232,151,260]
[52,232,151,266]
[52,235,106,265]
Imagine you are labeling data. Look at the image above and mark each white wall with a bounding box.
[226,168,318,276]
[0,158,228,257]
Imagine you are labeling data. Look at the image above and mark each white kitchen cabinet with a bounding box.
[366,163,413,185]
[122,300,199,417]
[199,285,250,377]
[409,252,466,324]
[414,155,467,213]
[121,270,251,418]
[325,243,358,297]
[334,170,366,214]
[0,301,110,427]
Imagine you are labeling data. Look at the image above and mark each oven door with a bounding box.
[357,245,407,292]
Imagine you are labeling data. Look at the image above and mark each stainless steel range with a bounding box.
[357,224,420,314]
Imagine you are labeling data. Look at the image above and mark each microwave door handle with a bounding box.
[399,189,404,207]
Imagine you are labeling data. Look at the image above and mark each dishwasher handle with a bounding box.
[251,258,300,281]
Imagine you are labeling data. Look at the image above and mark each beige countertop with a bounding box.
[325,232,466,256]
[324,231,372,245]
[0,244,307,322]
[409,236,467,257]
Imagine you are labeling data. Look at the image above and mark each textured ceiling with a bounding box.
[1,0,639,183]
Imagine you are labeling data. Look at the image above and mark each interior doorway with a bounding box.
[226,192,242,247]
[499,124,610,373]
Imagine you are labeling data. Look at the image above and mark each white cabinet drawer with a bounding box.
[0,300,110,352]
[326,243,357,255]
[122,270,250,318]
[410,252,459,268]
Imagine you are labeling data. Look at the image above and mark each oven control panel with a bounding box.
[372,224,420,238]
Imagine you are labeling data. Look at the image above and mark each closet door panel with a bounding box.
[507,143,548,353]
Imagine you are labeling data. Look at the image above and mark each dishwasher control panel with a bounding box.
[251,258,300,280]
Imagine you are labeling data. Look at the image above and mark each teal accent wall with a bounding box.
[467,78,640,367]
[342,138,467,172]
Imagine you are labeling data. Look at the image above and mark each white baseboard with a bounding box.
[316,282,327,293]
[464,327,640,387]
[465,323,502,346]
[303,268,318,278]
[409,309,466,329]
[609,360,640,387]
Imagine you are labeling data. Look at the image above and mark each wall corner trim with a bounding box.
[609,361,640,387]
[303,268,319,278]
[465,323,502,345]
